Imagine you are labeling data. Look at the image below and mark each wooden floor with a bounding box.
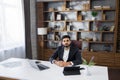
[108,68,120,80]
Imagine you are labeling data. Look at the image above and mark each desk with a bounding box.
[0,58,108,80]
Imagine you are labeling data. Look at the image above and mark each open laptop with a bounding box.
[27,59,49,70]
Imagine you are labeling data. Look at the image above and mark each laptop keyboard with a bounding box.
[37,63,49,70]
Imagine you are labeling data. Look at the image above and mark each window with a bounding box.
[0,0,25,60]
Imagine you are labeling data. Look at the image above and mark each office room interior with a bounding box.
[0,0,120,80]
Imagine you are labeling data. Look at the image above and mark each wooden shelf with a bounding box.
[37,0,117,52]
[53,30,114,33]
[88,41,114,44]
[43,9,115,13]
[36,0,119,68]
[44,20,115,22]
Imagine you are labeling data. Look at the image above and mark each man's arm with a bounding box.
[72,49,82,65]
[54,61,72,67]
[49,48,59,64]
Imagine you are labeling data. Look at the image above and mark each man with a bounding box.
[49,35,82,67]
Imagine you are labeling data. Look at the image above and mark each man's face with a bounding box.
[62,38,71,47]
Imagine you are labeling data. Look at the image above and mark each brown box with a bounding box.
[62,4,66,11]
[77,15,82,21]
[83,3,90,10]
[49,8,54,11]
[102,14,106,20]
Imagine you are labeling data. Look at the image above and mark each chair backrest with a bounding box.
[72,40,82,50]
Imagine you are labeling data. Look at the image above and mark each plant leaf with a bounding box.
[82,57,88,65]
[91,11,98,17]
[88,61,96,66]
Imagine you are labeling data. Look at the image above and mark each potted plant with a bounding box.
[91,11,98,20]
[82,56,95,76]
[82,56,95,66]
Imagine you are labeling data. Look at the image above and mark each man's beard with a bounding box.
[64,43,70,48]
[64,45,70,48]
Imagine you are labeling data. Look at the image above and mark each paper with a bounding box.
[1,61,22,68]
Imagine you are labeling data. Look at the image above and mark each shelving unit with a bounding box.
[36,0,119,67]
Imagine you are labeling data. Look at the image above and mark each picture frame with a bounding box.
[56,14,61,20]
[110,26,115,31]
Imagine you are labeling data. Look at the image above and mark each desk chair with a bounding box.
[72,40,82,50]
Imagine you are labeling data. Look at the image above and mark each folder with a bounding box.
[63,66,80,76]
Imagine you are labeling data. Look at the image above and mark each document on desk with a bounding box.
[1,61,22,68]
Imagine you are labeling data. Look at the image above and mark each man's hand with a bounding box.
[54,61,72,67]
[54,61,63,67]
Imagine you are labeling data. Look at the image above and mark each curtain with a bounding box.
[0,0,25,61]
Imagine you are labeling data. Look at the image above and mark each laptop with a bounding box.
[27,59,49,70]
[37,63,49,70]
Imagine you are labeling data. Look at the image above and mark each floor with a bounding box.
[108,68,120,80]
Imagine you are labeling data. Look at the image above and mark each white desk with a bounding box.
[0,58,109,80]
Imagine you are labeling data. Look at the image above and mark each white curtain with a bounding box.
[0,0,25,61]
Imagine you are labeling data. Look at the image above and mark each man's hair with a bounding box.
[61,35,71,40]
